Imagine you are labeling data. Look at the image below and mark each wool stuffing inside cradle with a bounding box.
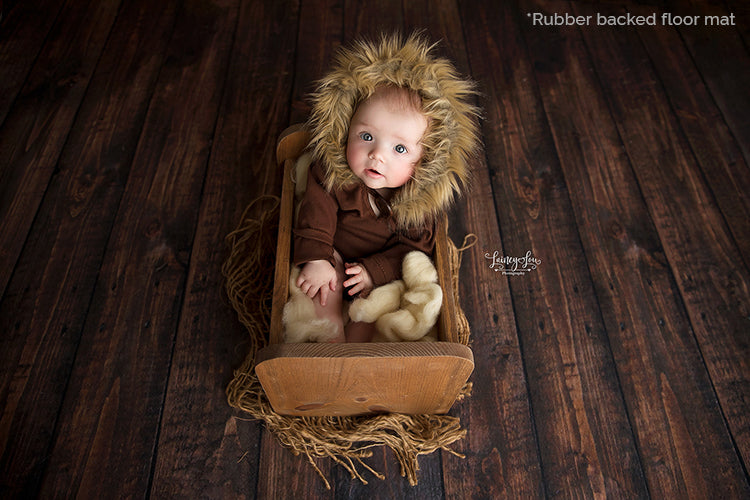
[283,251,442,343]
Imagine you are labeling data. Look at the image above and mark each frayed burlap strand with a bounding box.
[222,196,280,354]
[224,198,476,488]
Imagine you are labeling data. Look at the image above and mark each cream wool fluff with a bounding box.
[283,251,442,343]
[283,267,343,343]
[307,33,481,230]
[349,251,442,342]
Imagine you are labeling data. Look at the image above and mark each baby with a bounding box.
[289,34,480,343]
[294,85,433,342]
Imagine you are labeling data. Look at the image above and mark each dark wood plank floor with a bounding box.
[1,0,749,498]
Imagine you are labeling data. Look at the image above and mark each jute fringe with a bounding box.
[224,198,476,488]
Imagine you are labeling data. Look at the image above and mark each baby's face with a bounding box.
[346,89,427,193]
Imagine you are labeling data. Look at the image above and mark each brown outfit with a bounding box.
[293,162,435,287]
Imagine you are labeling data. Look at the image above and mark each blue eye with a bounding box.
[394,144,407,154]
[360,132,373,141]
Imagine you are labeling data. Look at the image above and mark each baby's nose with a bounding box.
[369,144,386,161]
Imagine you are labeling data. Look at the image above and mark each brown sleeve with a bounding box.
[292,162,338,268]
[359,218,436,286]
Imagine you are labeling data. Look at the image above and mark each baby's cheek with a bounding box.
[346,142,365,167]
[392,162,415,186]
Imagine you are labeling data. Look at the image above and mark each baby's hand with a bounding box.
[343,262,374,297]
[297,260,337,306]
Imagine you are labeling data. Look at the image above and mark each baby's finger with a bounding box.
[348,281,363,296]
[344,265,361,275]
[319,285,328,306]
[343,274,360,289]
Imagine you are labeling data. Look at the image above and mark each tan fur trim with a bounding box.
[307,32,481,230]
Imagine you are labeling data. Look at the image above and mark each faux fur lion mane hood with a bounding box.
[307,32,481,230]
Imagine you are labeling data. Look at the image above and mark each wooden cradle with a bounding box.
[255,124,474,416]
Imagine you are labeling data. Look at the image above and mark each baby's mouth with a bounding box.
[365,168,383,178]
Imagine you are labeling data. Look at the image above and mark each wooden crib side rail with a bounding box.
[268,157,295,344]
[434,213,459,343]
[269,124,309,344]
